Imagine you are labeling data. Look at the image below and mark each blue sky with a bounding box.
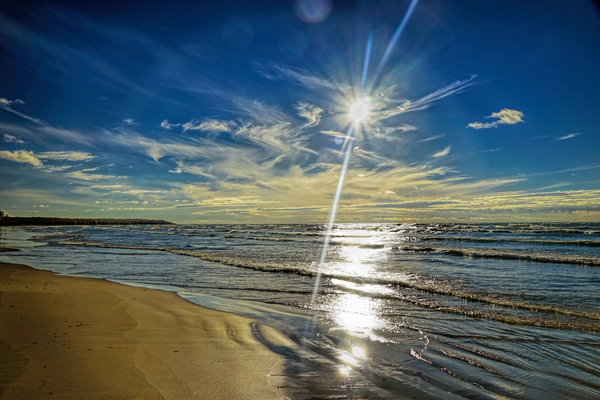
[1,0,599,223]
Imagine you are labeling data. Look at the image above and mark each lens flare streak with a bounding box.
[312,1,420,302]
[375,0,420,81]
[312,124,355,301]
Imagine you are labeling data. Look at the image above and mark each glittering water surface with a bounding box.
[2,223,599,398]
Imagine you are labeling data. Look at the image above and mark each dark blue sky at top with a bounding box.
[1,0,599,222]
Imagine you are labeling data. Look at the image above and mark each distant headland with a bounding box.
[0,216,173,226]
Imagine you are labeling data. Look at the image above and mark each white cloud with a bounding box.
[369,124,417,138]
[160,119,177,130]
[396,124,418,133]
[555,132,584,141]
[37,151,95,161]
[492,109,524,124]
[468,108,524,129]
[123,118,136,125]
[91,184,123,189]
[3,133,24,143]
[182,119,234,132]
[0,150,42,167]
[65,170,116,180]
[42,165,72,172]
[0,98,23,106]
[418,133,445,143]
[168,162,217,179]
[432,146,451,158]
[295,102,323,127]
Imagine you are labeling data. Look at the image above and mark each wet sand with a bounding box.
[0,261,289,399]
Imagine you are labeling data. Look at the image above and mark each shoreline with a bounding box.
[0,261,290,399]
[0,217,173,226]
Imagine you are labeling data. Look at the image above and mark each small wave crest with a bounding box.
[396,245,600,267]
[419,235,600,248]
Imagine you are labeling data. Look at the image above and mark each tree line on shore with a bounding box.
[0,211,172,226]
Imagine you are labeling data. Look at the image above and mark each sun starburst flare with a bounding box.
[349,99,370,123]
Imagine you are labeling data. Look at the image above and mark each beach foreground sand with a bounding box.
[0,262,290,399]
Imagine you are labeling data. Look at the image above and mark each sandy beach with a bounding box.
[0,261,290,399]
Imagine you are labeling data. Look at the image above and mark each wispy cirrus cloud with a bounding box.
[295,102,323,127]
[368,124,417,139]
[3,133,25,144]
[432,146,451,158]
[0,120,92,146]
[255,63,348,91]
[554,132,584,141]
[160,119,176,130]
[467,108,524,129]
[38,151,95,161]
[418,133,445,143]
[39,126,93,145]
[0,97,42,124]
[0,98,24,106]
[182,119,235,132]
[65,170,120,180]
[0,149,95,171]
[372,75,477,122]
[150,100,322,164]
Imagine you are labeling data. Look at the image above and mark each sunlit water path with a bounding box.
[2,223,599,398]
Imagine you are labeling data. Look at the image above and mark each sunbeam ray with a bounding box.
[312,123,355,301]
[360,31,373,94]
[374,0,420,82]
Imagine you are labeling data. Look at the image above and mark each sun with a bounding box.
[349,99,369,123]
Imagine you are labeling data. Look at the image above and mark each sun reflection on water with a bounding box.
[323,292,388,339]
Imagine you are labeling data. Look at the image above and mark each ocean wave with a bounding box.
[402,223,600,236]
[358,244,386,249]
[222,234,327,243]
[58,239,600,331]
[418,236,600,247]
[396,245,600,267]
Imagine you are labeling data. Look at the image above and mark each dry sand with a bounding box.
[0,262,290,399]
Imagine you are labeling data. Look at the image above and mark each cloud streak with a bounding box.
[432,146,451,158]
[0,97,42,124]
[182,120,235,132]
[554,132,584,141]
[372,75,477,122]
[256,63,348,91]
[38,151,95,161]
[65,170,119,180]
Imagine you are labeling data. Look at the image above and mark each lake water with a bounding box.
[2,222,599,399]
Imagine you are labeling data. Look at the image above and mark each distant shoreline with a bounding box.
[0,217,173,226]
